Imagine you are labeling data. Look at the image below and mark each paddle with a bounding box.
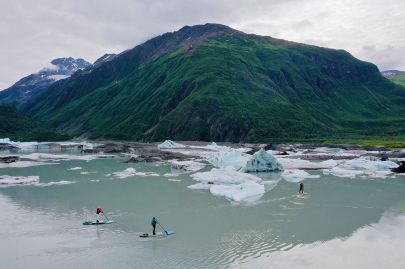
[156,219,168,234]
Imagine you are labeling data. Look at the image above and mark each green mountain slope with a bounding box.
[23,24,405,142]
[0,105,68,141]
[386,74,405,88]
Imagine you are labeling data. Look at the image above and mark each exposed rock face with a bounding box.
[0,57,91,105]
[392,161,405,173]
[0,156,19,163]
[126,149,195,163]
[0,143,19,151]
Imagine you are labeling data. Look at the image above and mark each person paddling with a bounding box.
[151,217,157,235]
[299,182,304,194]
[96,207,105,223]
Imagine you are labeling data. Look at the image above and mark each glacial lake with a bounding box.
[1,155,405,269]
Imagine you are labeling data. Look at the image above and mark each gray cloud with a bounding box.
[1,0,404,89]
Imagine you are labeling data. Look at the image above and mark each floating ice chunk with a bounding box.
[168,178,182,182]
[35,180,77,187]
[112,167,159,178]
[347,158,397,171]
[0,138,39,149]
[0,175,39,186]
[243,149,283,172]
[282,170,320,182]
[191,168,262,184]
[170,160,205,172]
[80,171,96,175]
[163,173,179,177]
[68,167,82,170]
[209,151,249,171]
[278,158,338,170]
[323,167,364,179]
[157,140,186,149]
[90,179,100,183]
[22,153,114,161]
[188,182,210,190]
[113,168,137,178]
[313,147,346,155]
[0,161,57,169]
[210,181,265,204]
[204,142,229,151]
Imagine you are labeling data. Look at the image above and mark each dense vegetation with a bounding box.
[22,24,405,142]
[0,105,68,141]
[386,74,405,88]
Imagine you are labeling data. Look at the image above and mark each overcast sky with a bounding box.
[1,0,404,89]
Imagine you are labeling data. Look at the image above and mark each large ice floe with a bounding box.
[157,140,186,149]
[0,175,39,186]
[243,149,283,172]
[170,160,206,172]
[21,153,114,161]
[282,170,320,182]
[0,161,58,169]
[112,168,159,179]
[209,151,250,171]
[323,157,398,179]
[189,168,266,204]
[277,158,338,170]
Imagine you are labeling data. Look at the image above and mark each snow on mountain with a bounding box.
[0,57,91,105]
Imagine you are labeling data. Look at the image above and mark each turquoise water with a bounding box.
[1,156,405,268]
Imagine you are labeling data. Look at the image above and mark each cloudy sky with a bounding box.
[1,0,404,89]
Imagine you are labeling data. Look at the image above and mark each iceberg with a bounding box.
[282,170,320,182]
[189,168,265,204]
[209,151,249,171]
[112,167,159,178]
[209,181,265,204]
[35,180,77,187]
[0,161,57,169]
[170,160,206,172]
[157,140,186,149]
[278,158,338,170]
[0,175,39,186]
[243,149,283,172]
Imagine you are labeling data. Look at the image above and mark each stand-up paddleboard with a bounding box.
[83,220,113,225]
[139,230,175,238]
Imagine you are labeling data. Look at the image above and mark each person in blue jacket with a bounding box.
[151,217,157,235]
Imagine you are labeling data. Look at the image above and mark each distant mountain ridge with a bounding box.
[0,57,91,106]
[381,70,405,76]
[382,70,405,88]
[20,23,405,142]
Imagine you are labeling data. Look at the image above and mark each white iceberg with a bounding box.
[157,140,186,149]
[68,167,82,170]
[209,151,249,171]
[21,153,114,161]
[189,168,265,204]
[209,181,265,204]
[278,158,338,170]
[243,149,283,172]
[112,167,159,178]
[282,170,320,182]
[191,168,262,184]
[0,175,39,186]
[322,157,398,179]
[35,180,77,187]
[170,160,206,172]
[0,161,58,169]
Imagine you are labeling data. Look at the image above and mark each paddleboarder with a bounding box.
[299,182,304,194]
[96,207,105,223]
[151,217,157,235]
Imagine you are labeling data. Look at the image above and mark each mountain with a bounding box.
[382,70,405,88]
[23,23,405,142]
[0,105,68,141]
[0,57,91,106]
